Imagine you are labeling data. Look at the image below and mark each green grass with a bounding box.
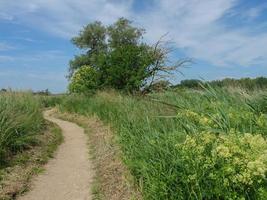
[0,92,44,167]
[37,94,64,108]
[58,88,267,200]
[0,91,63,199]
[0,121,63,199]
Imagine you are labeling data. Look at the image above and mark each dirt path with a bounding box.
[19,110,92,200]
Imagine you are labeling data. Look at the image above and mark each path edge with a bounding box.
[0,118,63,200]
[54,110,142,200]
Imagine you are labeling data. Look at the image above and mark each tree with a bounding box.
[69,18,190,93]
[69,21,106,78]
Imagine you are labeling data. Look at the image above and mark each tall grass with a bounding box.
[37,94,63,108]
[59,88,267,199]
[0,92,44,166]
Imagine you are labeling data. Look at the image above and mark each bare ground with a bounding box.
[18,110,93,200]
[0,120,62,200]
[55,111,142,200]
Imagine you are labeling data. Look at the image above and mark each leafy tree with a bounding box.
[69,21,106,78]
[69,18,189,93]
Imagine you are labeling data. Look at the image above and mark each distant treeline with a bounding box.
[174,77,267,90]
[0,88,51,95]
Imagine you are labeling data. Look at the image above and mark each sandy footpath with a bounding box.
[19,110,92,200]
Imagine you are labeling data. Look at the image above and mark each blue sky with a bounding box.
[0,0,267,93]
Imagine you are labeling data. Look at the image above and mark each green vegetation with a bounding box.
[69,65,99,93]
[0,92,44,166]
[58,87,267,200]
[175,77,267,91]
[69,18,189,93]
[0,92,63,199]
[2,16,267,200]
[0,121,63,199]
[55,111,141,200]
[37,94,64,108]
[58,17,267,199]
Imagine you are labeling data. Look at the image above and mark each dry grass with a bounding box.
[55,110,141,200]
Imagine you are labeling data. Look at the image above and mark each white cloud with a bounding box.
[1,0,267,68]
[0,42,15,51]
[134,0,267,67]
[0,50,68,64]
[0,0,133,38]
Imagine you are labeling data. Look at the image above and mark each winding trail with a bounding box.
[19,110,92,200]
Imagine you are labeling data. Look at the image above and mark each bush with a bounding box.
[175,132,267,199]
[68,65,98,93]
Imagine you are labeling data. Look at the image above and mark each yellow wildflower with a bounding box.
[216,145,231,158]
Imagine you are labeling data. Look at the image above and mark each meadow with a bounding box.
[2,5,267,199]
[58,87,267,200]
[0,87,266,199]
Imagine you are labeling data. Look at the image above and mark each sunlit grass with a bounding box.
[58,87,267,199]
[0,92,44,166]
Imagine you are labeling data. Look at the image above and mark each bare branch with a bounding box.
[143,33,193,93]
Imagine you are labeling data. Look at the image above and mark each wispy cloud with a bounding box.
[0,69,67,93]
[1,0,267,68]
[0,12,14,21]
[11,37,43,43]
[244,3,267,19]
[139,0,267,67]
[0,42,15,51]
[0,50,68,64]
[0,0,133,38]
[0,55,14,62]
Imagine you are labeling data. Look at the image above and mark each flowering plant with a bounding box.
[175,132,267,199]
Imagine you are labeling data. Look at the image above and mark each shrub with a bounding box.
[175,132,267,199]
[68,65,98,93]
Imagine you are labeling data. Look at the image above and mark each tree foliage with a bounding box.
[69,18,189,93]
[68,65,98,93]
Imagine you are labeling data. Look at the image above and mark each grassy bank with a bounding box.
[58,88,267,200]
[0,92,63,199]
[0,92,44,166]
[0,121,63,199]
